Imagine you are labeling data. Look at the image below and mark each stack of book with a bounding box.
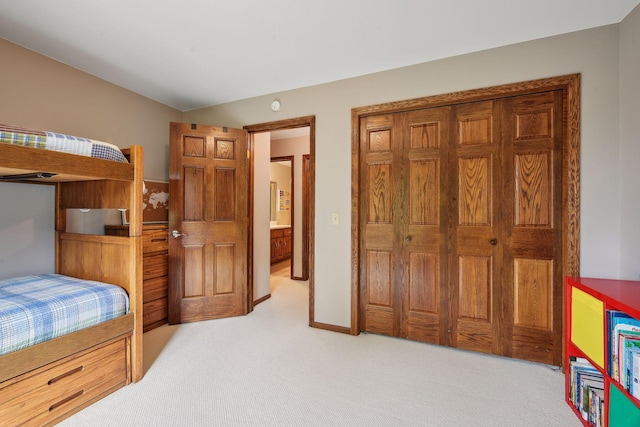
[569,357,604,426]
[607,310,640,398]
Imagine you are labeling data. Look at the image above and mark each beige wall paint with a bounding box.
[0,182,54,280]
[619,5,640,280]
[2,6,639,326]
[0,38,181,181]
[0,38,182,278]
[184,24,627,327]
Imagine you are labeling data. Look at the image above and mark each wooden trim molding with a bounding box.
[253,293,271,306]
[309,321,352,335]
[296,154,311,281]
[351,74,581,335]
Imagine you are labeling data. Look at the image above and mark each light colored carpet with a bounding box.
[59,270,581,427]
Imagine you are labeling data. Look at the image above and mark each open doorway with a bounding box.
[245,116,315,323]
[269,155,294,286]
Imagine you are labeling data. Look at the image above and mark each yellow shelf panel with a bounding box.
[571,286,604,369]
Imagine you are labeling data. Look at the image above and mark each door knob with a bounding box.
[489,238,498,245]
[172,230,185,238]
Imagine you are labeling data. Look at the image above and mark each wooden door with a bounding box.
[448,100,502,355]
[359,91,564,365]
[359,114,394,335]
[168,122,249,324]
[501,91,563,365]
[359,107,450,344]
[449,92,563,364]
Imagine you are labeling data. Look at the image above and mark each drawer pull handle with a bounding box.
[48,365,84,385]
[151,238,168,242]
[49,390,85,412]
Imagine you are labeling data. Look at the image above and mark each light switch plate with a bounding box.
[331,212,340,225]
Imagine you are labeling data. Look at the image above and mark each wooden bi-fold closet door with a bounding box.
[360,90,563,366]
[359,106,450,346]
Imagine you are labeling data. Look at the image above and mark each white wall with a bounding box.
[253,132,272,302]
[184,23,627,328]
[619,5,640,280]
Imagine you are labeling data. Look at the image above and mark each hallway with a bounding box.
[270,259,291,287]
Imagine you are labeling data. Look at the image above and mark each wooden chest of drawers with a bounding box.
[0,337,129,427]
[105,224,168,332]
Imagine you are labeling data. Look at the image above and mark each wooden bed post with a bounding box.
[128,145,144,382]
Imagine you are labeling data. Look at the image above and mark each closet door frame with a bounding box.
[350,74,581,346]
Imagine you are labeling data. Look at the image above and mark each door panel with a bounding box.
[214,169,236,220]
[183,245,205,297]
[513,259,553,329]
[450,100,500,355]
[406,252,440,342]
[184,166,205,220]
[169,122,248,324]
[456,255,493,353]
[514,152,551,226]
[404,108,449,344]
[502,91,563,365]
[360,115,396,335]
[364,249,394,335]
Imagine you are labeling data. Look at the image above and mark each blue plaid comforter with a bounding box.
[0,274,129,356]
[0,123,128,163]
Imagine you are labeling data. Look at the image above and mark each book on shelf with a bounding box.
[580,375,604,422]
[570,357,598,403]
[569,356,604,425]
[631,349,640,399]
[606,310,640,381]
[619,333,640,390]
[588,386,605,427]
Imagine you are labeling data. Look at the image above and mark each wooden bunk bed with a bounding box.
[0,136,144,426]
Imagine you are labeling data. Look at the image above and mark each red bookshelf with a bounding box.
[565,277,640,426]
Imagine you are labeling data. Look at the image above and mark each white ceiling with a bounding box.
[1,0,638,112]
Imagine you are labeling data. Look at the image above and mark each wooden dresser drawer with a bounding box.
[270,228,284,239]
[144,297,169,332]
[142,228,169,254]
[143,276,168,304]
[143,254,168,281]
[0,338,128,427]
[105,224,169,333]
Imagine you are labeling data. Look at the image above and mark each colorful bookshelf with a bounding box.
[565,277,640,426]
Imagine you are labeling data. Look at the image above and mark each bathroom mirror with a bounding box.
[270,181,277,221]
